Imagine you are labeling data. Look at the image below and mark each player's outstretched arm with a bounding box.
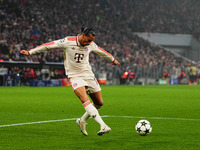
[112,59,120,67]
[20,39,66,55]
[20,50,30,55]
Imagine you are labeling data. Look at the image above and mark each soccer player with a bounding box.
[20,27,120,136]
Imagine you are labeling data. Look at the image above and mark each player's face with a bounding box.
[81,34,95,46]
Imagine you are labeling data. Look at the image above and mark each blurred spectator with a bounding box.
[197,65,200,79]
[25,67,36,84]
[35,68,41,80]
[18,67,26,85]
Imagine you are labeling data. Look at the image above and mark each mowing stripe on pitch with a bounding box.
[0,115,200,128]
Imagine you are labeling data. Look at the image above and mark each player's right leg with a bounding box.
[73,86,89,136]
[76,118,88,136]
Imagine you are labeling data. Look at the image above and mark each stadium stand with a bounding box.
[0,0,200,85]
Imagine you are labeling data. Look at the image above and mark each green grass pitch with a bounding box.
[0,85,200,150]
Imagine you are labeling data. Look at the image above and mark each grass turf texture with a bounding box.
[0,85,200,150]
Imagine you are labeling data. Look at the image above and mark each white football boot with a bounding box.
[97,125,111,136]
[76,118,88,136]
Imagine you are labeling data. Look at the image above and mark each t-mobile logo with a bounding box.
[74,53,84,63]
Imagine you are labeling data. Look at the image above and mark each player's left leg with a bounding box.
[79,78,111,135]
[74,86,108,136]
[80,91,111,135]
[90,91,111,135]
[80,91,103,122]
[80,78,102,122]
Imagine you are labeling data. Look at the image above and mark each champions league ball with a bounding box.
[135,120,152,136]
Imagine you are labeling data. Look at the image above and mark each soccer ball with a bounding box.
[135,120,152,136]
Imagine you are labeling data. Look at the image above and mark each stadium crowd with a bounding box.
[0,0,200,84]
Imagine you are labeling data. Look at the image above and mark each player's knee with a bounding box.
[94,101,104,108]
[99,101,104,106]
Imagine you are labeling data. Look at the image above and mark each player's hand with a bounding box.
[20,50,30,55]
[112,59,120,67]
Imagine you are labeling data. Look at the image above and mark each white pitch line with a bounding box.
[102,115,200,121]
[0,118,77,128]
[0,115,200,128]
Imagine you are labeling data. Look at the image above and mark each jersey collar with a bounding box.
[76,34,80,46]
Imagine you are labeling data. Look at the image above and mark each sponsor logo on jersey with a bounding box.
[73,83,77,87]
[71,47,75,50]
[74,53,84,63]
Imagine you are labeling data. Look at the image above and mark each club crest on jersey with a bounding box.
[73,83,77,87]
[84,47,88,52]
[71,47,75,50]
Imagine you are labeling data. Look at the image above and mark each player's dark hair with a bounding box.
[81,27,95,36]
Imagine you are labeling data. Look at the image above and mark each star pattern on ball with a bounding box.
[144,128,150,134]
[136,127,141,132]
[141,121,147,126]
